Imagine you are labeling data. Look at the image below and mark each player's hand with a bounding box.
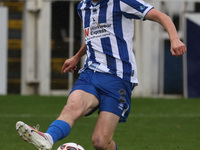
[170,39,187,57]
[61,56,78,74]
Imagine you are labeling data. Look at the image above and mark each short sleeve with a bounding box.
[77,1,83,20]
[120,0,154,20]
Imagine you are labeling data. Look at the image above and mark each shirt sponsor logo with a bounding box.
[85,23,112,40]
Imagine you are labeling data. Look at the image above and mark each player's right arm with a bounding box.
[61,43,87,74]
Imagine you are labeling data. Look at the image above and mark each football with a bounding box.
[57,142,85,150]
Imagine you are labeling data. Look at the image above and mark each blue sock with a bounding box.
[46,120,71,143]
[116,143,118,150]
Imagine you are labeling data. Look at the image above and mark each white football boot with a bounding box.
[16,121,53,150]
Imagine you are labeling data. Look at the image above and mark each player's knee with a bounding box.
[61,103,83,117]
[92,134,110,150]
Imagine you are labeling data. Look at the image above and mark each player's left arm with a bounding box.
[145,8,187,57]
[61,43,87,74]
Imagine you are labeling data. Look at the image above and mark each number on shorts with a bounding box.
[118,89,126,103]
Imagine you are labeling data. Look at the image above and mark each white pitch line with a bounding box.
[0,113,200,118]
[0,114,59,118]
[131,113,200,118]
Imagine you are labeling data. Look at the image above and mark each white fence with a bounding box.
[19,0,200,97]
[0,7,8,95]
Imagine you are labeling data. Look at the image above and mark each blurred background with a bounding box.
[0,0,200,97]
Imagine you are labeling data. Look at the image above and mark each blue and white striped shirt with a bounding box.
[78,0,153,83]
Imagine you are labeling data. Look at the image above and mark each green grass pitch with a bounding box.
[0,95,200,150]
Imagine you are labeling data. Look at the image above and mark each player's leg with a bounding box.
[46,89,99,142]
[90,71,133,150]
[57,89,99,127]
[92,111,120,150]
[16,90,99,149]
